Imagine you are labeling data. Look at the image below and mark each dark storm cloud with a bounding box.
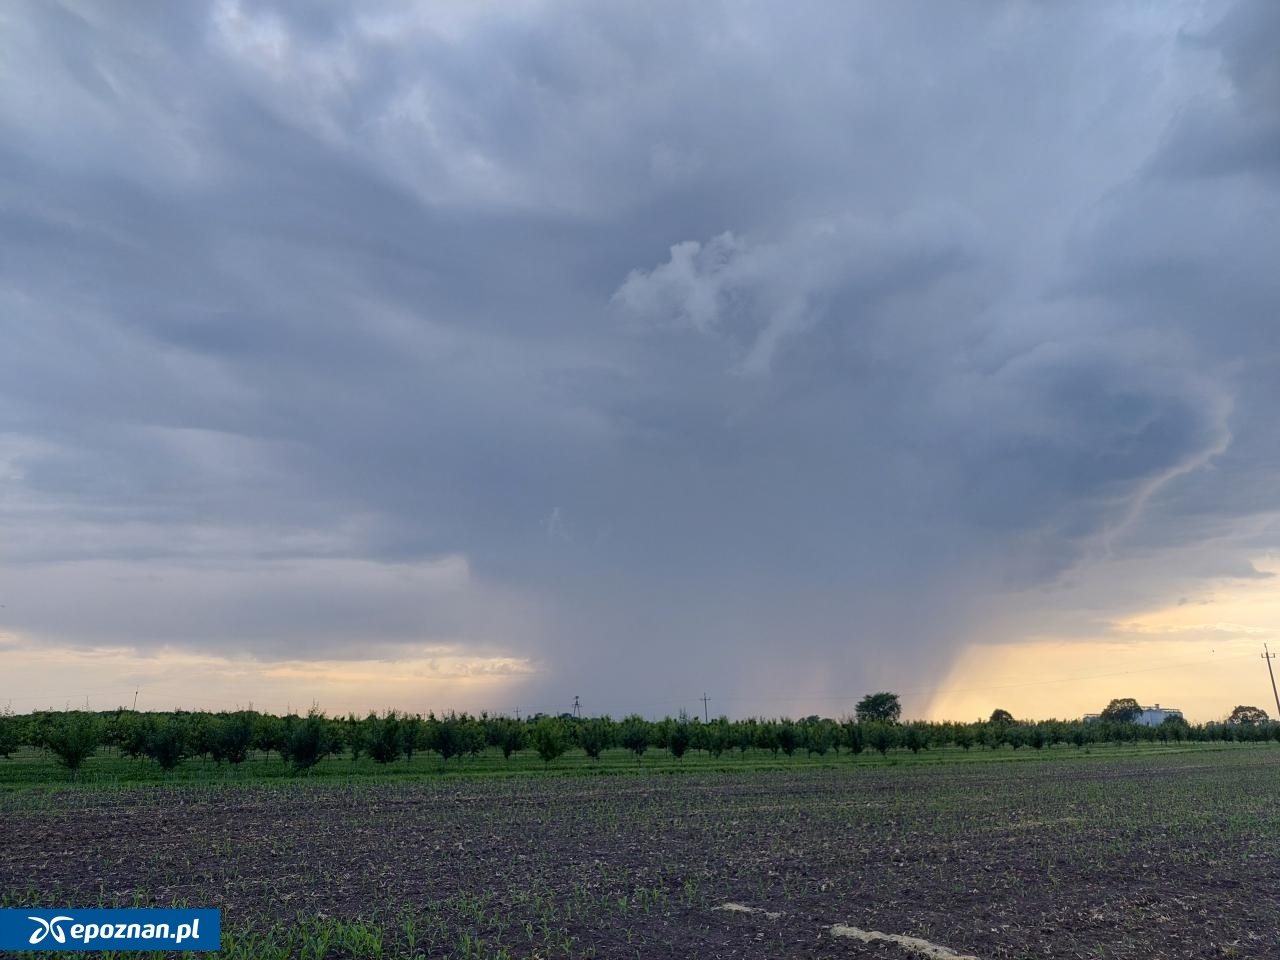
[1,0,1277,714]
[1153,0,1280,181]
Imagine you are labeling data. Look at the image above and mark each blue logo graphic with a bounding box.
[0,909,220,952]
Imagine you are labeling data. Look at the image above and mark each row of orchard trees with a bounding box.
[2,703,1278,775]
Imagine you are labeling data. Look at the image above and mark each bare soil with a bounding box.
[3,748,1278,958]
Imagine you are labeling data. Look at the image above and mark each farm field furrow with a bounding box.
[2,745,1278,959]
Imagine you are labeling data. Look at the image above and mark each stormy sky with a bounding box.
[2,1,1278,721]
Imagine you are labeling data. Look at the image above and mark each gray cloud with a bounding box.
[1,0,1277,716]
[1153,0,1280,181]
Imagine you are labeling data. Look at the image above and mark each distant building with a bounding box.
[1083,704,1184,725]
[1135,704,1183,727]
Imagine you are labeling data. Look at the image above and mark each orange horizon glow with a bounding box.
[0,635,537,717]
[5,558,1280,723]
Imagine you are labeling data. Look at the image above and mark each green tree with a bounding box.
[802,719,835,757]
[902,723,928,754]
[1227,705,1269,725]
[754,720,780,756]
[401,713,426,761]
[865,721,897,756]
[45,713,101,773]
[279,710,332,772]
[776,720,800,757]
[0,708,19,759]
[667,714,692,760]
[619,715,651,760]
[462,715,488,758]
[855,692,902,724]
[841,719,865,755]
[343,713,365,761]
[989,708,1014,724]
[1158,714,1189,743]
[575,716,613,760]
[533,717,567,767]
[701,718,731,758]
[143,717,187,771]
[427,713,468,762]
[252,713,286,758]
[113,711,150,759]
[496,719,527,759]
[182,712,217,760]
[365,711,403,764]
[1099,698,1143,724]
[212,711,254,765]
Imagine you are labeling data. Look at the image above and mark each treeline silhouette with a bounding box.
[2,706,1276,775]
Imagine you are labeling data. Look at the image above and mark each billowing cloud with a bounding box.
[1,0,1277,719]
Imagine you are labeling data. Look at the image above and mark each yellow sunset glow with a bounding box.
[0,636,536,716]
[926,559,1280,723]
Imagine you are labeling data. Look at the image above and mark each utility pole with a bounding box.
[700,693,711,723]
[1263,644,1280,720]
[133,689,139,711]
[572,695,581,719]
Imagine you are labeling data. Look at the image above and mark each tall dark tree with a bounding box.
[1100,698,1143,723]
[1227,705,1269,725]
[855,692,902,724]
